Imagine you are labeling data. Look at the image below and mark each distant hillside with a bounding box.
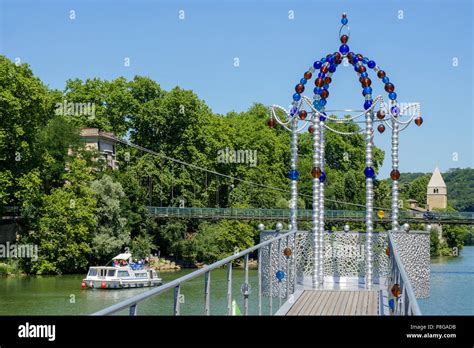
[384,168,473,212]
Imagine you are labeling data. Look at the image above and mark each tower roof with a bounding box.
[427,166,446,188]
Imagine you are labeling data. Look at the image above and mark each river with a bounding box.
[1,247,472,315]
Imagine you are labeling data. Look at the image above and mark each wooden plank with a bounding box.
[302,291,323,315]
[355,291,367,315]
[300,291,323,315]
[286,290,310,315]
[309,290,330,315]
[321,291,340,315]
[347,291,358,315]
[332,291,345,315]
[367,291,378,315]
[334,291,350,315]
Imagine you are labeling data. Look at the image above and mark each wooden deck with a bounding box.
[286,290,379,316]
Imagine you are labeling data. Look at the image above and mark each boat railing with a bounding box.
[92,229,298,316]
[387,232,422,315]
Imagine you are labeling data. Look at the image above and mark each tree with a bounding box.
[21,158,96,274]
[90,175,130,263]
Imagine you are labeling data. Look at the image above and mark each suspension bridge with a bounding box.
[92,13,468,317]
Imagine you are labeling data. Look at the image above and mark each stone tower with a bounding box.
[426,166,447,211]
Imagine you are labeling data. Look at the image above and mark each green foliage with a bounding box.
[131,233,156,259]
[90,175,130,264]
[21,158,96,274]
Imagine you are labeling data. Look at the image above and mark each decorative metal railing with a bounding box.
[92,229,297,316]
[387,232,422,315]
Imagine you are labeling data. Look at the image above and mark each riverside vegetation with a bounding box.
[0,56,471,274]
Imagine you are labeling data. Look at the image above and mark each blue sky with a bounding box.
[0,0,472,178]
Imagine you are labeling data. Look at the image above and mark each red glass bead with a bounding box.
[299,110,307,120]
[376,110,385,119]
[267,118,276,128]
[295,84,305,93]
[340,35,348,44]
[311,167,322,178]
[347,52,353,59]
[415,117,423,126]
[377,70,386,79]
[359,77,364,83]
[334,52,341,60]
[361,78,371,87]
[315,78,324,87]
[320,89,329,99]
[384,83,394,93]
[356,53,363,60]
[377,124,385,133]
[390,169,401,180]
[324,76,332,84]
[304,71,312,80]
[358,65,366,73]
[308,125,315,134]
[320,65,328,74]
[335,57,342,65]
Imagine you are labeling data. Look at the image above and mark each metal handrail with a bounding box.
[92,229,297,316]
[387,232,421,315]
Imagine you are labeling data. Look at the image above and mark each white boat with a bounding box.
[82,253,162,289]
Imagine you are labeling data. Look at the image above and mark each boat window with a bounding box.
[88,269,97,277]
[117,271,130,277]
[107,270,116,277]
[99,269,107,277]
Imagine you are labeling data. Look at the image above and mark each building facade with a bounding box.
[426,166,447,211]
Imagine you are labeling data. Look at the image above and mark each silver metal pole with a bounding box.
[204,271,211,315]
[311,115,321,287]
[289,117,299,231]
[226,262,232,315]
[318,120,325,285]
[173,285,181,316]
[365,111,374,288]
[258,248,262,315]
[391,118,400,231]
[243,254,249,315]
[269,242,273,315]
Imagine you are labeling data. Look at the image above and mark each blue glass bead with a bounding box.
[361,72,368,78]
[391,106,400,116]
[389,92,397,100]
[329,64,337,73]
[363,87,372,95]
[364,100,373,110]
[364,167,375,178]
[318,72,326,78]
[314,87,323,94]
[315,104,322,111]
[313,61,322,69]
[289,170,299,180]
[319,171,326,183]
[363,57,369,64]
[354,65,360,72]
[323,83,329,89]
[313,100,319,108]
[319,98,327,106]
[300,78,307,85]
[321,58,326,63]
[290,107,298,116]
[328,55,335,64]
[339,44,350,54]
[319,112,327,121]
[382,76,390,84]
[352,56,359,64]
[276,270,285,281]
[341,17,348,25]
[293,93,301,101]
[368,60,376,69]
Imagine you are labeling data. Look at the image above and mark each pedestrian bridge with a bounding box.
[92,228,427,316]
[147,206,474,224]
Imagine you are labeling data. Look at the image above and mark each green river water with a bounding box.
[1,246,472,315]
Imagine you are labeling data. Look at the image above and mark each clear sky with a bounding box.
[0,0,472,178]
